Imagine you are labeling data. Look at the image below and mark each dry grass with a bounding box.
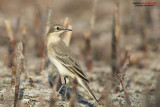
[0,0,159,107]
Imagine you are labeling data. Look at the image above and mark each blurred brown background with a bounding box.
[0,0,160,106]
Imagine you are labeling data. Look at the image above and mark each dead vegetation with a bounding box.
[4,20,16,67]
[0,0,159,107]
[14,42,23,107]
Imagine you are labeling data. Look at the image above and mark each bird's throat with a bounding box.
[47,34,61,44]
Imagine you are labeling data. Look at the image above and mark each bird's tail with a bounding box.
[77,78,99,104]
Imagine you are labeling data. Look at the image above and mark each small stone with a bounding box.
[22,99,30,104]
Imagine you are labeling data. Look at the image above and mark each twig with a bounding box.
[41,8,52,71]
[4,20,15,67]
[111,0,120,77]
[69,78,78,107]
[63,17,69,28]
[117,50,131,106]
[11,66,16,87]
[4,20,14,41]
[45,7,52,35]
[62,17,72,47]
[14,42,24,107]
[21,25,29,80]
[121,50,130,78]
[40,58,45,72]
[84,0,98,71]
[90,0,98,32]
[22,24,27,55]
[117,74,131,106]
[84,31,92,71]
[63,25,72,46]
[49,74,60,107]
[34,1,45,57]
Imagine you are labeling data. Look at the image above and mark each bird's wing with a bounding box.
[52,44,89,83]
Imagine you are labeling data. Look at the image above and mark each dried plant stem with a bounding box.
[21,25,29,80]
[40,58,45,71]
[140,22,147,53]
[11,66,16,87]
[62,17,72,47]
[121,50,130,77]
[90,0,98,31]
[63,25,72,46]
[41,8,52,71]
[22,25,27,55]
[84,31,92,71]
[49,75,60,107]
[63,17,69,28]
[84,0,98,72]
[117,51,131,106]
[45,8,52,35]
[4,20,14,41]
[4,20,15,67]
[14,42,24,107]
[34,1,44,57]
[69,78,78,107]
[111,0,120,77]
[117,74,131,106]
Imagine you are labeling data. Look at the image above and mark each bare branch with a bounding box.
[4,20,14,41]
[11,66,16,87]
[84,31,92,71]
[117,73,131,106]
[111,0,120,77]
[117,50,131,106]
[4,20,15,67]
[63,17,69,28]
[90,0,98,31]
[14,42,24,107]
[41,7,52,71]
[63,25,72,47]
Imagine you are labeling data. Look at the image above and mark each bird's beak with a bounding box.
[63,29,72,31]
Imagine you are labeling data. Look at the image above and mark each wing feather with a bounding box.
[53,45,89,83]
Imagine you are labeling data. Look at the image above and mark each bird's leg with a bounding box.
[57,76,70,100]
[64,85,68,100]
[63,76,70,100]
[57,75,66,93]
[57,84,64,93]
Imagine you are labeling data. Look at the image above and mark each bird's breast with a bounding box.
[48,53,75,78]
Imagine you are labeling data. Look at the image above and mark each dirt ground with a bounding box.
[0,0,160,107]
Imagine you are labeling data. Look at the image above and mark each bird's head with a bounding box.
[47,24,72,36]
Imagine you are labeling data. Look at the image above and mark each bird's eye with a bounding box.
[56,27,60,30]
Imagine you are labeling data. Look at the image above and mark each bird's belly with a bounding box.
[48,54,74,78]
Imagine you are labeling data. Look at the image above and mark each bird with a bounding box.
[46,24,98,104]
